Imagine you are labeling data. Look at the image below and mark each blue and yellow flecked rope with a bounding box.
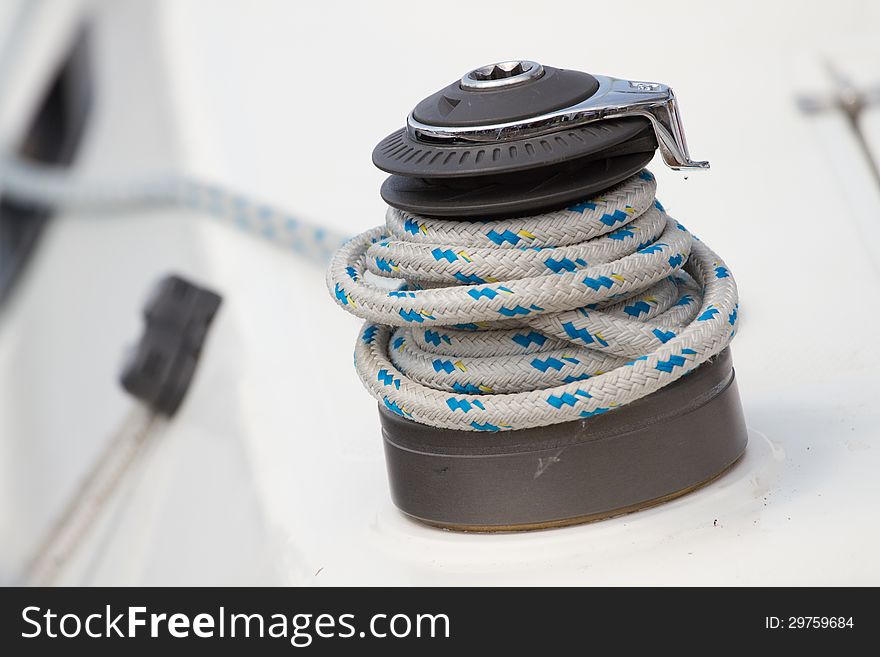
[327,170,739,431]
[0,154,738,434]
[0,153,347,265]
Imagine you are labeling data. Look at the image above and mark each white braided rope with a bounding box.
[327,170,739,432]
[0,154,738,433]
[0,153,346,264]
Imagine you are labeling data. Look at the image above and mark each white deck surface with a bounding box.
[1,0,879,585]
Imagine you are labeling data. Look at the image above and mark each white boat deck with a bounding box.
[1,0,879,585]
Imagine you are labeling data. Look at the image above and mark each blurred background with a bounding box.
[1,0,879,585]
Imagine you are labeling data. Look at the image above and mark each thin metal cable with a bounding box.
[327,170,739,431]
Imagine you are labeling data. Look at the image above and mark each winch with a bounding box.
[374,60,706,217]
[328,60,747,531]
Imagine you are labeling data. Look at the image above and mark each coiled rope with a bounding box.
[327,170,739,432]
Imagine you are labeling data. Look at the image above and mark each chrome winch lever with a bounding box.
[408,62,709,171]
[374,60,710,216]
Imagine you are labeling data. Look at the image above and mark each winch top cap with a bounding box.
[372,59,707,189]
[411,62,601,128]
[372,59,653,181]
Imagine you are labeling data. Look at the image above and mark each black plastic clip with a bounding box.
[119,274,222,415]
